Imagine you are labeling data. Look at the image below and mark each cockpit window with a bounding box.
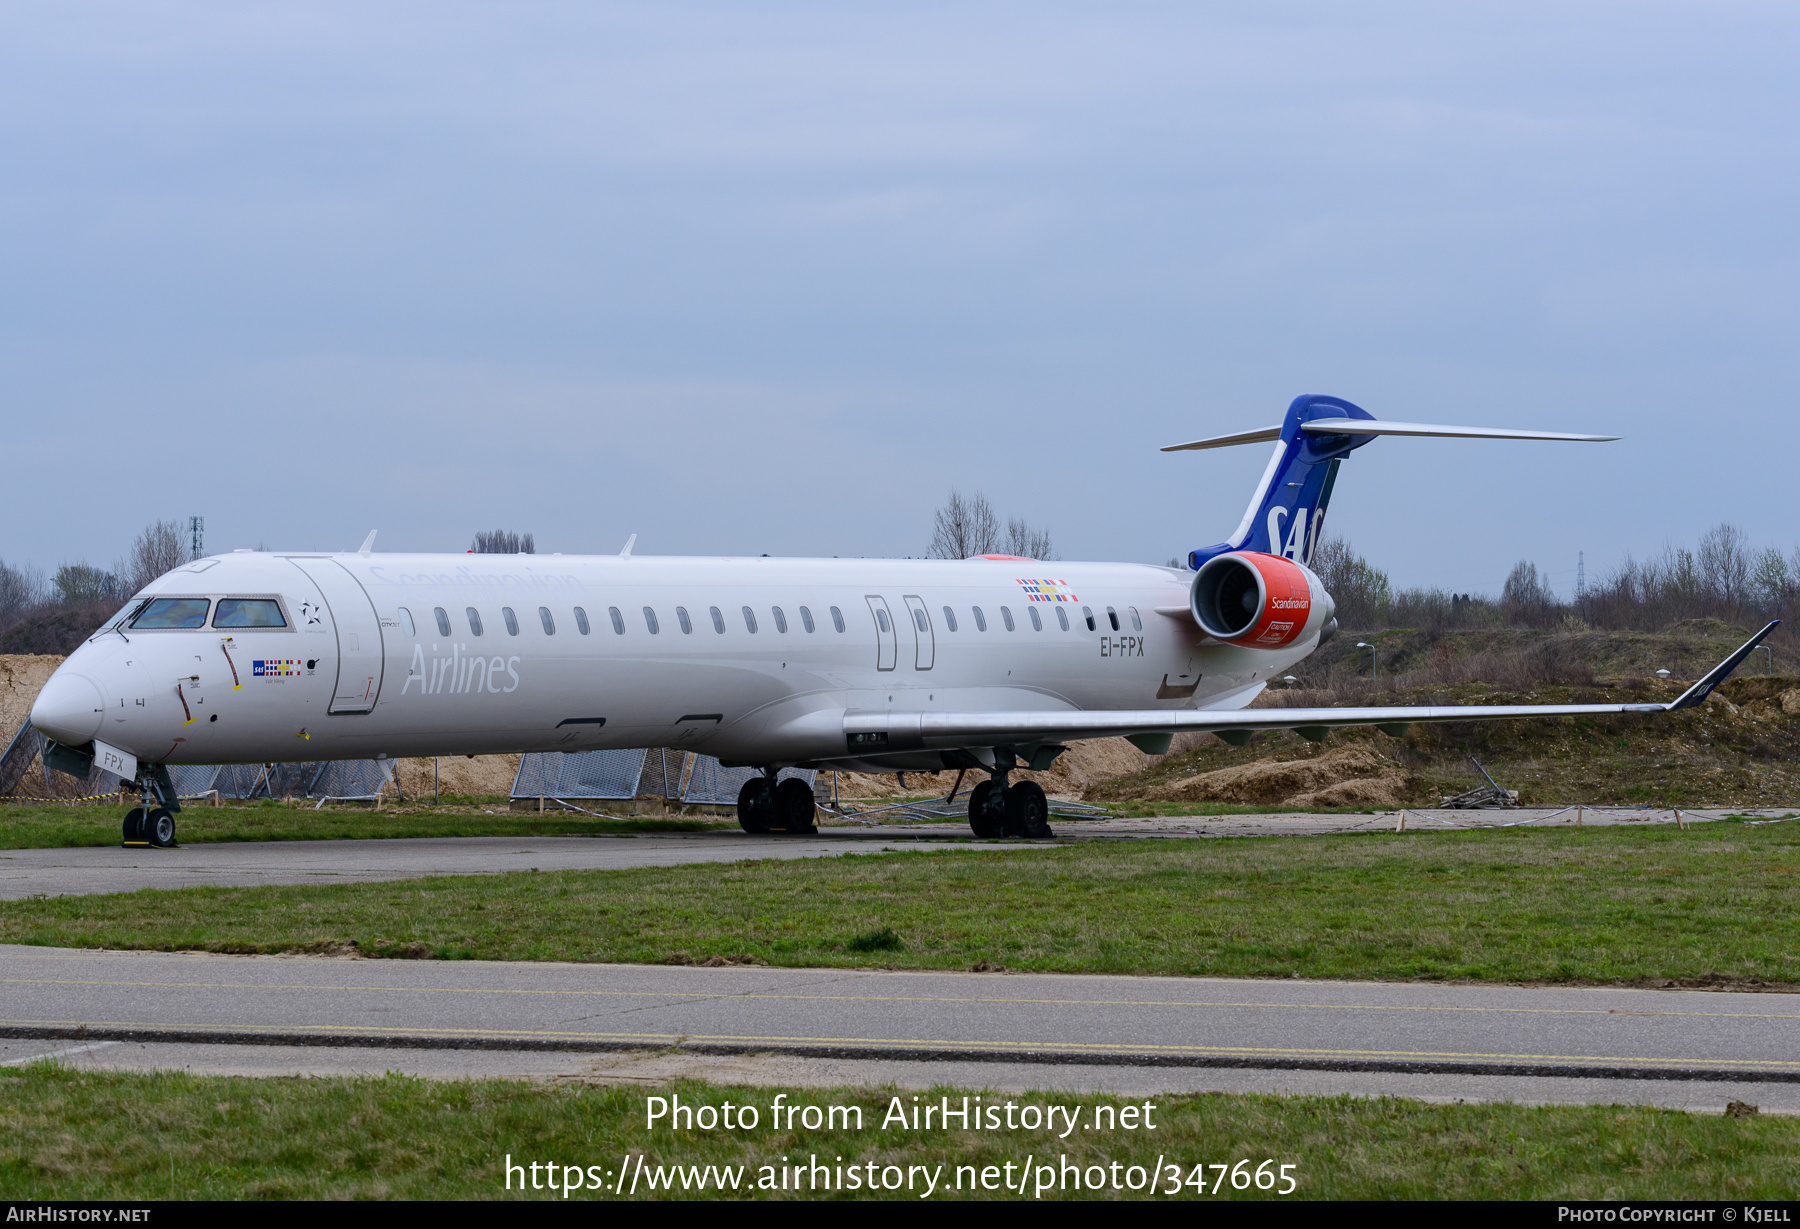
[129,598,211,629]
[213,598,287,628]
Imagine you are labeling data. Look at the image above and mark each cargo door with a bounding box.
[902,595,934,670]
[865,595,897,671]
[286,557,385,714]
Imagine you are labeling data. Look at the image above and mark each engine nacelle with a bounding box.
[1190,551,1332,648]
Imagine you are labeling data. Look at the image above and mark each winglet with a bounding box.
[1667,621,1782,711]
[358,530,377,556]
[619,534,637,559]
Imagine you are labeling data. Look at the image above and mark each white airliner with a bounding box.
[30,395,1777,848]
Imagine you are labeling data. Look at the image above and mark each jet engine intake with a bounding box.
[1190,551,1328,649]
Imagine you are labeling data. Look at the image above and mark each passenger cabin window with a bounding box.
[772,607,788,633]
[214,598,287,629]
[799,606,815,632]
[539,607,555,635]
[1057,607,1071,631]
[1029,607,1043,631]
[397,607,416,637]
[677,606,693,634]
[502,607,520,636]
[875,608,890,633]
[710,606,725,633]
[830,606,845,632]
[973,606,987,632]
[575,607,591,635]
[130,598,211,629]
[1106,606,1120,631]
[742,606,758,634]
[1128,607,1143,631]
[643,607,659,634]
[609,606,625,635]
[912,607,928,633]
[435,607,452,637]
[1000,606,1015,631]
[942,606,958,632]
[466,608,484,636]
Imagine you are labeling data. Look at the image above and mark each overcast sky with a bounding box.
[3,2,1795,594]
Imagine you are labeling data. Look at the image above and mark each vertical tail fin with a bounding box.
[1162,395,1615,571]
[1181,394,1376,570]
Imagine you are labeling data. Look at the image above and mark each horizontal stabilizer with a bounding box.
[1160,426,1282,452]
[1161,420,1615,451]
[1300,419,1617,443]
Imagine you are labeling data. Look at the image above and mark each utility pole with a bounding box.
[1576,551,1585,603]
[189,516,205,561]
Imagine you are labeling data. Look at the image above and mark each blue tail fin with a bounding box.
[1187,394,1377,570]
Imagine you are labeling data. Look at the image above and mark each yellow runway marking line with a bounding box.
[4,1018,1800,1071]
[1,976,1797,1021]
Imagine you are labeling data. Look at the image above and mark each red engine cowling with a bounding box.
[1190,551,1325,648]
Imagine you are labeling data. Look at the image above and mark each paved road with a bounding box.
[1,808,1780,901]
[0,833,1025,900]
[2,945,1796,1111]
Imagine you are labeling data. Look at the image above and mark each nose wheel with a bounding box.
[123,806,178,849]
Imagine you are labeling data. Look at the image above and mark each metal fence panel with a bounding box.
[681,757,815,804]
[310,759,395,801]
[510,749,648,800]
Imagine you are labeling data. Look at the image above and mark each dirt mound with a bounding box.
[1144,745,1409,808]
[832,737,1154,800]
[0,655,62,744]
[393,755,521,801]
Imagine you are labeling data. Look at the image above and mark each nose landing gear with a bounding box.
[122,764,181,849]
[736,770,818,835]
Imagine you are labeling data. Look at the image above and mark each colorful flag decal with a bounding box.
[253,659,303,678]
[1016,579,1078,602]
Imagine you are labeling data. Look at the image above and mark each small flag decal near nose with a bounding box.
[253,659,302,678]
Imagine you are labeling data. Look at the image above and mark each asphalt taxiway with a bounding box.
[3,945,1796,1112]
[0,807,1777,901]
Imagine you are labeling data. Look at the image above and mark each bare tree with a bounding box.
[126,520,189,592]
[472,529,536,554]
[929,491,999,559]
[1002,516,1054,561]
[1309,537,1392,629]
[0,561,43,627]
[53,563,124,606]
[1698,522,1752,613]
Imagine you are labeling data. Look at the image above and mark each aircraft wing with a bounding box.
[843,621,1779,752]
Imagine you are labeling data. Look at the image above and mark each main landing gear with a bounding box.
[122,763,180,849]
[966,754,1053,839]
[737,771,818,835]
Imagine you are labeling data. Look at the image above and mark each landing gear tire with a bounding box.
[122,807,149,847]
[967,780,1005,838]
[1004,781,1052,838]
[773,777,818,834]
[736,779,773,834]
[146,807,178,849]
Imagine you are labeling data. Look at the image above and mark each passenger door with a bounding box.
[286,558,385,714]
[902,595,934,670]
[865,595,897,671]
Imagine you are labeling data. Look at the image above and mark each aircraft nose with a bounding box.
[30,671,105,745]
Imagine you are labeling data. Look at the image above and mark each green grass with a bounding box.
[4,822,1797,984]
[0,801,725,849]
[1,1067,1794,1200]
